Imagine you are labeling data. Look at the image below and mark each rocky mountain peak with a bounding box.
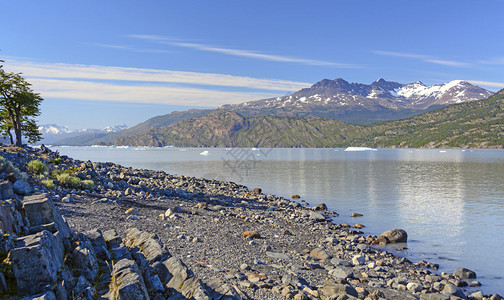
[310,78,350,90]
[220,77,493,124]
[370,78,403,91]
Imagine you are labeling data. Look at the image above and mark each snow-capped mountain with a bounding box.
[38,124,73,135]
[222,78,493,124]
[396,80,492,108]
[38,124,128,135]
[37,124,128,144]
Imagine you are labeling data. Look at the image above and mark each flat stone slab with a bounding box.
[10,230,64,296]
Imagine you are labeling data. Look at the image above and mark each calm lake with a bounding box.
[51,146,504,294]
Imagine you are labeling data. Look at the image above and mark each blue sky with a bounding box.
[2,0,503,129]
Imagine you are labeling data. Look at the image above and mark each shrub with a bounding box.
[27,160,47,175]
[47,158,62,165]
[69,177,82,189]
[81,180,95,190]
[57,173,82,188]
[41,179,55,190]
[56,173,72,185]
[0,156,20,176]
[51,169,62,177]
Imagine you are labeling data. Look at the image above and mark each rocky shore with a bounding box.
[0,145,501,299]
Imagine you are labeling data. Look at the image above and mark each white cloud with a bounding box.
[467,80,504,88]
[372,50,469,67]
[4,59,310,92]
[90,43,174,54]
[27,78,279,106]
[478,57,504,65]
[130,35,357,68]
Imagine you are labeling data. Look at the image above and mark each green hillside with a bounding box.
[113,89,504,148]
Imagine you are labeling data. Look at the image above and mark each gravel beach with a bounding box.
[0,145,501,300]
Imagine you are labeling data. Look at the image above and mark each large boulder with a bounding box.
[9,230,64,296]
[453,267,477,279]
[22,193,71,238]
[0,181,14,200]
[378,229,408,244]
[13,180,31,195]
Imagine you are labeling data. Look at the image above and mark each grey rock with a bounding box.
[266,251,290,260]
[419,294,450,300]
[21,290,57,300]
[178,276,212,300]
[329,266,354,279]
[73,275,92,298]
[308,210,325,221]
[110,244,133,261]
[352,254,365,265]
[61,194,72,203]
[125,227,166,263]
[72,234,98,281]
[151,260,172,287]
[470,291,485,300]
[453,267,477,279]
[11,230,64,296]
[0,202,14,233]
[109,258,149,300]
[0,272,7,295]
[86,228,107,249]
[406,282,423,292]
[23,193,71,238]
[320,282,358,298]
[282,273,309,288]
[164,257,191,290]
[378,229,408,244]
[0,180,14,200]
[103,229,122,247]
[310,247,331,260]
[330,257,353,267]
[13,180,31,195]
[442,283,465,298]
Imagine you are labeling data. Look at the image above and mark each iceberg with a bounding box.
[344,147,377,152]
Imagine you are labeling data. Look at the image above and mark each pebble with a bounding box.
[241,231,261,239]
[62,194,72,203]
[124,208,140,215]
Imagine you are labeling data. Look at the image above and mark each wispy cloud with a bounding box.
[478,57,504,65]
[372,50,469,67]
[467,80,504,88]
[130,34,357,68]
[2,59,299,106]
[90,43,173,54]
[27,78,279,106]
[4,59,310,92]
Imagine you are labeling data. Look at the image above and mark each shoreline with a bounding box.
[1,145,502,299]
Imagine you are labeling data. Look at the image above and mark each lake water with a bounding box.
[51,146,504,294]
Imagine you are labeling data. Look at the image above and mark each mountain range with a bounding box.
[47,78,499,148]
[38,124,128,145]
[114,89,504,149]
[222,78,493,123]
